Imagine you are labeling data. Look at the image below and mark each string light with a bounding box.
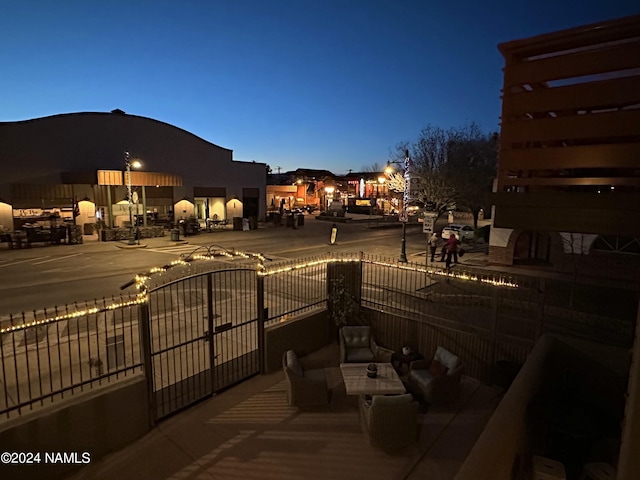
[363,258,519,288]
[0,297,146,335]
[2,248,517,334]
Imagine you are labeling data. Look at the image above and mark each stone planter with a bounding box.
[100,227,165,241]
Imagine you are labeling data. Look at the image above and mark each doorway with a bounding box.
[513,231,551,265]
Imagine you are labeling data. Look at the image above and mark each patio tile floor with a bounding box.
[67,344,501,480]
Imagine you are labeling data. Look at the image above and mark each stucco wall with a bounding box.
[0,375,150,480]
[456,335,628,480]
[455,336,565,480]
[0,202,12,231]
[618,303,640,480]
[264,310,332,372]
[488,225,512,248]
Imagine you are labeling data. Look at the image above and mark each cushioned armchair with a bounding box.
[359,394,419,451]
[408,346,463,404]
[339,326,393,363]
[282,350,330,407]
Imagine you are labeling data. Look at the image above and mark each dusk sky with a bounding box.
[2,1,638,174]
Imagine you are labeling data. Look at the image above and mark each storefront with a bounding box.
[0,110,267,236]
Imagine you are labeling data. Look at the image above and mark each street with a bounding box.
[1,214,474,419]
[0,215,482,316]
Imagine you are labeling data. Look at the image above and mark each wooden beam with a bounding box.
[498,14,640,60]
[492,192,640,234]
[493,204,640,235]
[97,170,123,186]
[499,177,640,187]
[499,143,640,171]
[503,42,640,87]
[492,192,640,211]
[501,109,640,144]
[502,76,640,118]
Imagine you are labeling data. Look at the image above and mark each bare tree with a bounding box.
[361,162,383,172]
[445,124,498,228]
[390,128,457,220]
[389,124,497,225]
[414,170,457,220]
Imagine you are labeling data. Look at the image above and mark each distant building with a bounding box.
[0,110,267,231]
[341,171,393,214]
[266,168,396,213]
[490,14,640,280]
[267,168,337,211]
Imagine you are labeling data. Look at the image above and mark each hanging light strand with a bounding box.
[1,248,517,333]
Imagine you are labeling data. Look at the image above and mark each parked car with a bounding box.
[441,224,475,241]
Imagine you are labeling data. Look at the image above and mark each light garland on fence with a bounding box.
[366,260,520,288]
[258,256,360,276]
[1,248,517,334]
[148,259,189,274]
[0,297,146,334]
[365,258,519,288]
[431,268,519,288]
[0,248,268,333]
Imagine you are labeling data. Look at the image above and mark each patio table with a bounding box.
[340,362,406,396]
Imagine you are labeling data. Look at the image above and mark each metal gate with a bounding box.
[144,268,261,421]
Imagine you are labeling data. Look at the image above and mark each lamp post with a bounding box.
[324,186,335,210]
[124,152,142,245]
[386,149,411,262]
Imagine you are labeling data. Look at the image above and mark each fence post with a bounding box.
[357,257,364,307]
[207,273,216,387]
[138,301,155,427]
[489,287,499,384]
[536,278,545,341]
[256,271,266,374]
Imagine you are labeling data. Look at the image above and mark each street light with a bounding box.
[386,149,411,262]
[324,186,335,210]
[125,152,142,245]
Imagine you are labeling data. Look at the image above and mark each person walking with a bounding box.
[439,244,447,262]
[429,232,439,262]
[445,233,460,269]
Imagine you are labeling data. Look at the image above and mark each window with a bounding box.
[592,236,640,255]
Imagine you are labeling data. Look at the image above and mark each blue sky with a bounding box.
[1,1,638,174]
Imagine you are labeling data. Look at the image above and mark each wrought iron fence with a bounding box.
[145,268,261,420]
[357,253,637,383]
[0,296,143,420]
[1,251,636,421]
[262,252,361,326]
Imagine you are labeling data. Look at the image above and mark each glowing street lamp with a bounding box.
[324,186,335,210]
[125,152,142,245]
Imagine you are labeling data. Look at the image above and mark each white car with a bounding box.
[441,224,475,241]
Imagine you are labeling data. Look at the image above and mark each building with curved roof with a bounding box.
[0,110,266,232]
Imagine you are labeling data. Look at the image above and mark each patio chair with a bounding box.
[408,346,463,404]
[339,326,393,363]
[359,393,419,451]
[282,350,330,407]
